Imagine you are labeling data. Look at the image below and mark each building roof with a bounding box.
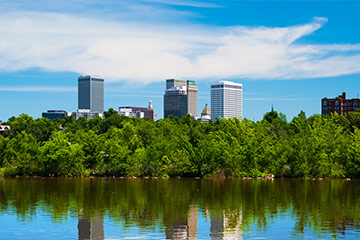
[211,80,242,86]
[201,104,211,116]
[0,125,10,131]
[120,107,152,112]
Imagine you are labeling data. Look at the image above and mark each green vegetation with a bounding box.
[1,109,360,178]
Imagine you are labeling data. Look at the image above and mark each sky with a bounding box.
[1,0,360,121]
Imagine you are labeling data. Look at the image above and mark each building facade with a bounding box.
[71,109,103,120]
[42,110,67,120]
[164,79,198,118]
[119,100,157,121]
[211,81,242,121]
[78,75,104,113]
[322,92,360,115]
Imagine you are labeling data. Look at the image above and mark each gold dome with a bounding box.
[201,104,211,117]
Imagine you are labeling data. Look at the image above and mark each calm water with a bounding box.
[0,178,359,239]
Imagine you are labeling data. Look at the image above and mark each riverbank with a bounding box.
[0,174,355,181]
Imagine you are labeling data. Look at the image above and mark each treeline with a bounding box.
[1,109,360,178]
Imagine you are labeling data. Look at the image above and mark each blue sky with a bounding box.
[1,0,360,121]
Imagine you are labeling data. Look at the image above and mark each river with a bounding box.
[0,178,359,239]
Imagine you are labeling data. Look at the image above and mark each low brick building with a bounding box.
[322,92,360,115]
[119,100,157,121]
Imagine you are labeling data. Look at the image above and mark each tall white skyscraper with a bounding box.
[211,81,242,121]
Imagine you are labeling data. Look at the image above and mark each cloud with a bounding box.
[141,0,219,8]
[0,11,359,84]
[245,97,312,102]
[0,86,76,92]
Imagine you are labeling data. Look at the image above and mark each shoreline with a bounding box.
[0,175,355,180]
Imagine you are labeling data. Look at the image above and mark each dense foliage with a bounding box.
[1,109,360,178]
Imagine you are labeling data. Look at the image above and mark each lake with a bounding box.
[0,178,359,239]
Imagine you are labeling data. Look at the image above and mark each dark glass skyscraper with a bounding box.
[164,79,198,118]
[78,75,104,113]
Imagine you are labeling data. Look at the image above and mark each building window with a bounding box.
[323,101,328,106]
[335,101,339,105]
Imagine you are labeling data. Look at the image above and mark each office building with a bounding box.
[119,100,157,121]
[322,92,360,115]
[164,79,198,118]
[211,81,243,121]
[78,75,104,113]
[42,110,67,120]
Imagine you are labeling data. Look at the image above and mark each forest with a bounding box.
[1,109,360,178]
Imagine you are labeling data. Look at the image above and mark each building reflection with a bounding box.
[211,210,243,240]
[165,206,198,239]
[78,212,104,240]
[76,207,242,240]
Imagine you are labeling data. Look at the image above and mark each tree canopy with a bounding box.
[1,109,360,178]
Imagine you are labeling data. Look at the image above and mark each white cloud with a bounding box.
[0,86,77,92]
[141,0,219,8]
[0,11,359,84]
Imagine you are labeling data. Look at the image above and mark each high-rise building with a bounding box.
[164,79,198,118]
[78,75,104,113]
[211,81,242,121]
[322,92,360,115]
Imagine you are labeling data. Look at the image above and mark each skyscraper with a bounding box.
[164,79,198,118]
[78,75,104,113]
[211,81,242,121]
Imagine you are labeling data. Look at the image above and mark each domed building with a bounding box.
[201,104,211,122]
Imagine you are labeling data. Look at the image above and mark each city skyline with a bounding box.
[0,0,360,121]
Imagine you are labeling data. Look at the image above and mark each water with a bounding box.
[0,178,359,239]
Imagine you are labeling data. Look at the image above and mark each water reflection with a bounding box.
[165,206,198,240]
[210,210,243,240]
[78,213,104,240]
[0,178,359,239]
